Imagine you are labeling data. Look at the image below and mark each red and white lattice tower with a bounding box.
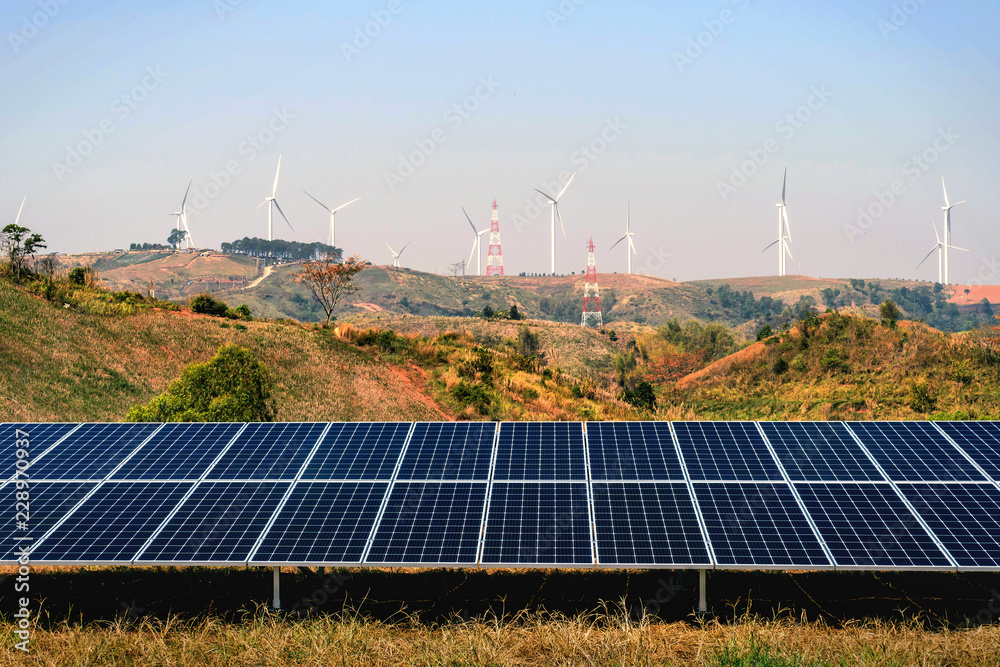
[581,237,603,327]
[486,199,504,276]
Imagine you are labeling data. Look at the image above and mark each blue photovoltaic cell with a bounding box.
[592,482,710,566]
[760,422,884,482]
[796,483,951,568]
[936,422,1000,481]
[674,422,783,481]
[0,481,96,562]
[493,422,586,480]
[367,482,486,565]
[302,422,410,480]
[396,422,495,481]
[482,482,592,565]
[137,481,289,563]
[111,422,244,480]
[1,423,78,478]
[29,423,162,481]
[694,483,830,567]
[846,422,985,482]
[30,482,191,563]
[207,422,326,480]
[253,481,389,564]
[587,422,684,481]
[900,483,1000,569]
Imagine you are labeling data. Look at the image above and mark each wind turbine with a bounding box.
[610,200,637,274]
[462,207,489,276]
[940,177,966,285]
[762,168,792,276]
[10,196,26,227]
[303,192,361,248]
[169,180,195,249]
[257,155,293,242]
[917,213,968,284]
[386,241,410,269]
[535,171,577,275]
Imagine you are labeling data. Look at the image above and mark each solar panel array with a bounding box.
[4,421,1000,571]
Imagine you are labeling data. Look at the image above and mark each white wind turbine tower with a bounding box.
[462,207,489,276]
[916,214,968,284]
[169,180,195,249]
[535,171,577,275]
[303,192,361,248]
[386,241,410,268]
[762,168,792,276]
[610,200,637,274]
[940,177,966,285]
[257,155,293,241]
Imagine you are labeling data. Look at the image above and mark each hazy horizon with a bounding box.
[3,1,998,284]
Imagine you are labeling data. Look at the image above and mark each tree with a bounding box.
[1,224,46,280]
[127,345,274,422]
[295,254,367,323]
[508,304,524,320]
[880,299,901,328]
[168,228,186,249]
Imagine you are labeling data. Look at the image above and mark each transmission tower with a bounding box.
[581,237,603,327]
[486,199,504,276]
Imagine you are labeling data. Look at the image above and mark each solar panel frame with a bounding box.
[898,482,1000,571]
[28,423,164,481]
[301,422,411,481]
[673,422,784,482]
[586,422,686,481]
[493,422,587,481]
[933,422,1000,482]
[395,422,497,481]
[845,422,986,482]
[795,482,955,570]
[110,422,246,481]
[759,421,885,482]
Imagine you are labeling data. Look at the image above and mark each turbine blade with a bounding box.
[916,246,938,270]
[13,196,26,226]
[949,245,971,252]
[556,172,577,201]
[556,204,567,240]
[272,155,282,198]
[628,236,637,255]
[762,239,780,253]
[610,235,627,250]
[181,179,192,211]
[304,191,332,212]
[256,199,268,210]
[626,200,630,233]
[398,241,411,256]
[332,197,362,213]
[931,213,940,244]
[273,200,294,231]
[468,239,477,267]
[781,167,787,205]
[782,205,792,244]
[462,206,477,234]
[782,238,793,260]
[386,242,396,255]
[534,189,556,204]
[942,177,950,208]
[953,200,967,207]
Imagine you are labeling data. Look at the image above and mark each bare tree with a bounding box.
[295,254,367,323]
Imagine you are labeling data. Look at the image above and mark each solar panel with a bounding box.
[493,422,586,480]
[592,482,710,566]
[252,481,389,564]
[935,422,1000,481]
[760,422,884,482]
[796,483,952,569]
[481,482,593,566]
[846,422,985,482]
[674,422,783,481]
[136,481,290,563]
[206,422,326,480]
[899,483,1000,569]
[366,482,487,565]
[28,423,161,481]
[29,482,191,563]
[396,422,495,481]
[1,423,78,479]
[301,422,410,480]
[0,481,96,562]
[694,483,830,568]
[111,423,244,480]
[587,422,684,481]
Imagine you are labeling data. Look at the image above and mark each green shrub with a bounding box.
[68,267,87,285]
[190,293,229,317]
[450,382,491,414]
[773,358,789,375]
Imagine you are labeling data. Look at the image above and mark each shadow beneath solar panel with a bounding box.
[6,567,1000,627]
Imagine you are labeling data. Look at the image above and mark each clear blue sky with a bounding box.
[2,0,999,282]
